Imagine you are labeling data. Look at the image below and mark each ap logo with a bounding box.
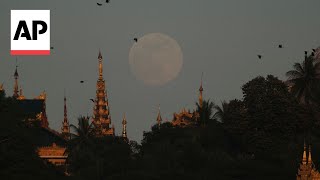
[11,10,50,55]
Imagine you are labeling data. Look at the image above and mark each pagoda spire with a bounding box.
[156,105,162,129]
[61,92,70,139]
[13,65,19,98]
[92,50,113,136]
[98,50,103,80]
[199,72,204,109]
[122,113,127,139]
[302,140,307,165]
[308,145,312,166]
[297,141,314,180]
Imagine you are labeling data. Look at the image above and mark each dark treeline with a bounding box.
[0,90,68,180]
[1,52,320,179]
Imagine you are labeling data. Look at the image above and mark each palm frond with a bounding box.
[286,70,303,79]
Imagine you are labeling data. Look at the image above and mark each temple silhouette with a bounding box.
[0,50,205,172]
[0,51,129,168]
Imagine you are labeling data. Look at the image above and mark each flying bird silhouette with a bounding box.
[106,0,110,3]
[257,55,262,59]
[312,49,316,52]
[134,38,138,42]
[278,45,283,48]
[90,99,95,102]
[80,81,84,83]
[97,3,102,6]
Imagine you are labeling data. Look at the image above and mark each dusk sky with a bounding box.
[1,0,320,141]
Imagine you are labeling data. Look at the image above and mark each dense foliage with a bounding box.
[286,54,320,105]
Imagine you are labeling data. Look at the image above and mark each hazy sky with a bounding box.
[1,0,320,142]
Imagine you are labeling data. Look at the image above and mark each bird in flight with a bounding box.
[134,38,138,42]
[257,55,262,59]
[97,0,109,6]
[312,49,316,52]
[90,99,95,102]
[278,44,283,48]
[80,81,84,83]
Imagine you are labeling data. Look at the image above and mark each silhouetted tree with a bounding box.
[67,117,136,180]
[196,100,215,126]
[242,75,308,155]
[286,54,320,105]
[69,116,94,146]
[218,99,249,152]
[213,100,229,122]
[67,116,96,178]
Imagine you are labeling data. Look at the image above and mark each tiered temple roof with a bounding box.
[92,51,114,136]
[170,77,202,127]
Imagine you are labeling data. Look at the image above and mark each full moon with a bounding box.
[129,33,183,86]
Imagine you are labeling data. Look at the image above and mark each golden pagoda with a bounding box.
[13,65,19,98]
[61,95,70,140]
[171,108,198,127]
[297,142,320,180]
[171,78,202,127]
[92,51,114,136]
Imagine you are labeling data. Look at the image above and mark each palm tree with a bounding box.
[213,101,229,123]
[67,116,94,161]
[196,99,215,126]
[69,116,94,142]
[286,54,320,105]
